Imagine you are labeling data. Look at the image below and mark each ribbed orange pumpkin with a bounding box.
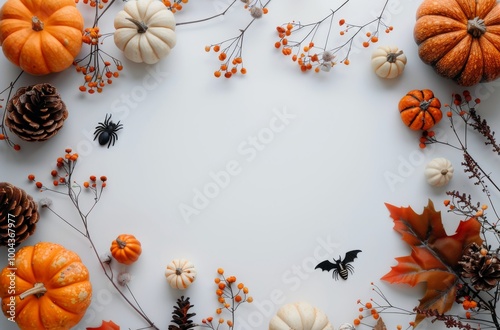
[0,242,92,330]
[398,89,442,131]
[0,0,84,75]
[110,234,142,265]
[414,0,500,86]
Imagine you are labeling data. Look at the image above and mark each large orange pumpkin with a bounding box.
[0,242,92,329]
[414,0,500,86]
[0,0,84,75]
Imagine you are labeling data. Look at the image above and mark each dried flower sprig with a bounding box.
[352,283,496,330]
[274,0,393,73]
[0,71,24,151]
[27,148,159,330]
[200,268,253,329]
[73,0,123,94]
[203,0,270,78]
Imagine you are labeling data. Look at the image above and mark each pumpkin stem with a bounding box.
[19,282,47,300]
[126,18,148,33]
[467,17,486,38]
[116,238,127,249]
[31,16,44,31]
[419,100,431,110]
[441,169,448,175]
[175,268,183,275]
[386,50,404,63]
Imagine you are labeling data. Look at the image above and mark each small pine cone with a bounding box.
[5,83,68,142]
[0,182,40,247]
[459,243,500,291]
[168,296,196,330]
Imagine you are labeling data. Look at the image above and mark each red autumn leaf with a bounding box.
[86,320,120,330]
[381,200,482,326]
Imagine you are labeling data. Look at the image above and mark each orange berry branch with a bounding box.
[74,0,124,94]
[27,148,159,330]
[200,0,271,78]
[274,0,393,73]
[200,268,253,329]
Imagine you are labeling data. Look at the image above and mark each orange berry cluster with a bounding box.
[76,0,109,9]
[338,19,392,49]
[28,148,107,191]
[201,268,252,329]
[205,44,247,78]
[443,199,487,217]
[0,130,21,151]
[353,301,380,326]
[74,52,123,94]
[163,0,188,13]
[82,27,101,46]
[275,23,336,73]
[353,300,406,329]
[418,130,436,149]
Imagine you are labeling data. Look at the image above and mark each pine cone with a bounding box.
[168,296,197,330]
[5,83,68,142]
[459,243,500,291]
[0,182,40,246]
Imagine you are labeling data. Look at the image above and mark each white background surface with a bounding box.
[2,0,500,329]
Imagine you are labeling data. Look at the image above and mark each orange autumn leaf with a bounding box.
[87,320,120,330]
[381,200,482,326]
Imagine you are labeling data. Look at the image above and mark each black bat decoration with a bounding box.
[315,250,362,280]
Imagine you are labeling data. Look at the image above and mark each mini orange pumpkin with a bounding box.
[0,242,92,330]
[414,0,500,86]
[398,89,442,131]
[110,234,142,265]
[0,0,84,75]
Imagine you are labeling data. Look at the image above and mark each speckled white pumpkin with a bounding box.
[338,323,355,330]
[371,46,407,79]
[114,0,176,64]
[165,259,197,290]
[269,302,333,330]
[424,157,454,187]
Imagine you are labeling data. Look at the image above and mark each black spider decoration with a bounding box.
[94,114,123,148]
[315,250,362,281]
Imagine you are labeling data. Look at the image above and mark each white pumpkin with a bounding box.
[114,0,176,64]
[371,46,407,79]
[165,259,197,290]
[424,157,454,187]
[269,302,333,330]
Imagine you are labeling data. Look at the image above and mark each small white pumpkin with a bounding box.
[424,157,454,187]
[269,302,333,330]
[114,0,177,64]
[165,259,197,290]
[371,46,407,79]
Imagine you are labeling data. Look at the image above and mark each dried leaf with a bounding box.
[86,320,120,330]
[381,200,482,326]
[373,317,387,330]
